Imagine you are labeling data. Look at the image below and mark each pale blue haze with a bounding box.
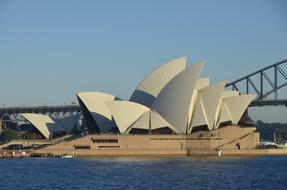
[0,0,286,122]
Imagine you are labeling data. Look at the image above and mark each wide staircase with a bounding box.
[214,131,254,150]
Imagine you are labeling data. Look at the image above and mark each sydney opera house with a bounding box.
[21,57,260,156]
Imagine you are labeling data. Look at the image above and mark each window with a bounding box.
[74,145,91,150]
[98,146,120,149]
[91,138,118,143]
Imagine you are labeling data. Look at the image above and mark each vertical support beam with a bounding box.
[246,78,249,94]
[260,71,263,100]
[274,65,278,99]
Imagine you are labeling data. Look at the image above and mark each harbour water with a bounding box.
[0,156,286,190]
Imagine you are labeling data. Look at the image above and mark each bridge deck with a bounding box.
[0,105,80,114]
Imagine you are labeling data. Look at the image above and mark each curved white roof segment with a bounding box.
[151,110,176,131]
[128,110,176,133]
[188,77,210,130]
[189,96,207,132]
[223,95,256,124]
[214,91,239,129]
[130,57,187,107]
[106,101,149,134]
[77,92,117,133]
[200,81,226,130]
[77,92,116,119]
[128,111,150,131]
[152,62,205,134]
[189,81,226,131]
[21,113,55,139]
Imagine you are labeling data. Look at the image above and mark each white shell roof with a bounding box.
[152,62,204,134]
[188,77,210,130]
[77,92,116,120]
[106,101,149,134]
[75,57,256,135]
[77,92,117,132]
[189,81,226,131]
[215,91,240,129]
[21,113,55,139]
[223,95,256,124]
[150,110,175,131]
[128,111,150,131]
[130,57,187,107]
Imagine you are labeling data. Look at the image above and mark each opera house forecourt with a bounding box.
[20,57,268,156]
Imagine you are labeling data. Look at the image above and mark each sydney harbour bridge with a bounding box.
[0,59,286,123]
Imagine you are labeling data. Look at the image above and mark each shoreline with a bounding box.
[28,148,287,158]
[2,148,287,159]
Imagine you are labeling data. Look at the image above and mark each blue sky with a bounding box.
[0,0,287,122]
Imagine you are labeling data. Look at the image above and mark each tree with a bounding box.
[0,129,18,141]
[256,120,264,125]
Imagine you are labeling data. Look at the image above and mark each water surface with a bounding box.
[0,156,286,190]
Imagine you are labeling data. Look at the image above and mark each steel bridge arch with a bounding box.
[226,59,287,107]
